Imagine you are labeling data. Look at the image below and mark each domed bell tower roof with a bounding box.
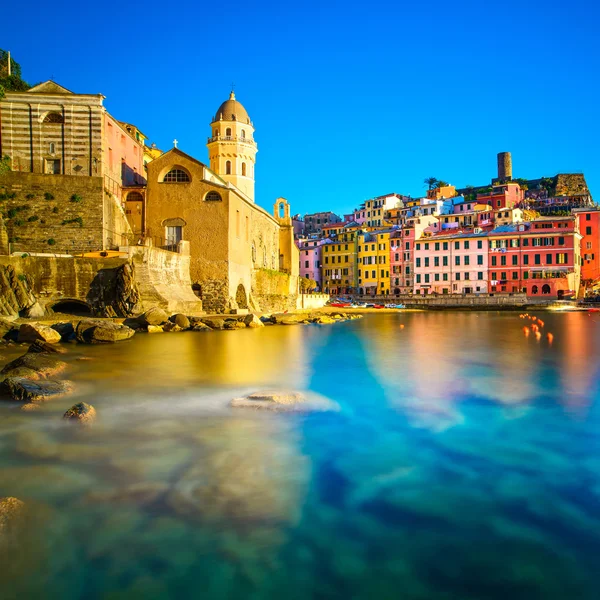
[212,91,251,125]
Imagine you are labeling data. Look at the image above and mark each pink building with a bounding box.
[104,114,145,200]
[297,237,323,289]
[413,231,489,295]
[477,183,524,210]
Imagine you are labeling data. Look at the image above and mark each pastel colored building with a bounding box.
[321,225,361,294]
[477,182,524,210]
[357,228,394,296]
[574,208,600,287]
[297,237,323,289]
[487,217,580,298]
[413,231,489,295]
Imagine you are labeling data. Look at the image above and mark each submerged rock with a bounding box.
[162,321,182,332]
[75,320,135,344]
[27,339,67,354]
[147,325,163,334]
[0,377,73,403]
[244,313,264,328]
[231,390,338,412]
[17,323,62,344]
[63,402,96,426]
[190,322,211,331]
[224,319,246,330]
[0,497,24,534]
[1,353,68,379]
[137,307,169,327]
[169,313,190,329]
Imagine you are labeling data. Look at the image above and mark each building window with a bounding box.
[163,169,190,182]
[455,256,460,266]
[49,142,56,155]
[226,127,232,137]
[477,272,483,280]
[43,112,63,124]
[165,226,182,250]
[204,191,222,201]
[477,255,483,265]
[524,255,529,265]
[241,129,246,139]
[477,240,482,249]
[534,254,541,265]
[226,161,232,175]
[242,162,247,176]
[587,227,592,235]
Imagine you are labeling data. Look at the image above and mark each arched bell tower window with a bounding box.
[226,127,232,137]
[241,129,246,139]
[163,169,190,183]
[226,161,232,175]
[43,112,63,124]
[241,162,246,176]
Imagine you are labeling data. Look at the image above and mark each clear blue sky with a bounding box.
[3,0,598,216]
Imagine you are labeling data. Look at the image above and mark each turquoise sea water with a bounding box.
[1,311,600,599]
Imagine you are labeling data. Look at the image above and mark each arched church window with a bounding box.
[205,191,222,202]
[43,112,63,124]
[241,162,246,176]
[226,161,232,175]
[163,169,190,183]
[241,129,246,139]
[226,127,232,137]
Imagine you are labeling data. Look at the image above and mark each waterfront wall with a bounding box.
[297,293,330,310]
[356,293,531,308]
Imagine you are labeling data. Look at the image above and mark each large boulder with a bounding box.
[75,320,135,344]
[191,322,211,331]
[17,323,62,344]
[244,314,264,328]
[0,377,73,403]
[169,314,190,329]
[51,322,75,342]
[224,319,246,330]
[27,339,67,355]
[162,321,182,332]
[63,402,96,426]
[137,307,169,327]
[201,318,225,330]
[1,353,68,379]
[147,325,163,334]
[231,390,339,412]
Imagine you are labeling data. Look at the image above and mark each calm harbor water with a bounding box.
[1,311,600,599]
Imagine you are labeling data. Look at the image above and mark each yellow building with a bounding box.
[357,229,393,296]
[321,225,361,294]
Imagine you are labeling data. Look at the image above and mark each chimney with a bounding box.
[497,152,512,181]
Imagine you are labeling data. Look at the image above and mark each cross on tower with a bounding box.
[231,82,235,92]
[173,139,178,148]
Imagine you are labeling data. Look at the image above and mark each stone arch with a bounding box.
[161,217,187,227]
[51,299,93,316]
[542,283,551,294]
[41,112,64,124]
[532,285,539,294]
[236,283,248,309]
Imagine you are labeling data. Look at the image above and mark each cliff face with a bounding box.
[553,174,590,197]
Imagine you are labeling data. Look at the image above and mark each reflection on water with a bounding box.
[1,312,600,599]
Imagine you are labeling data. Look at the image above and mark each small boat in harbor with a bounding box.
[385,303,406,309]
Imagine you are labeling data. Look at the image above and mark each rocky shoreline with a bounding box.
[0,308,362,412]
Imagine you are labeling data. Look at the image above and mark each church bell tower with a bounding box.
[207,91,257,202]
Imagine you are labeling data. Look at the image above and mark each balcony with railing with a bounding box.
[207,135,256,145]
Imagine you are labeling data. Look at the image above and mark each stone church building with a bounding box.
[145,92,299,312]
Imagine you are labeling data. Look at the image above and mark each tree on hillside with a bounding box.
[0,50,30,100]
[424,177,438,190]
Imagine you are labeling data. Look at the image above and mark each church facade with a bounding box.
[145,92,298,313]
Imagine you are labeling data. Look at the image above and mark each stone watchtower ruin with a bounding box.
[497,151,513,181]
